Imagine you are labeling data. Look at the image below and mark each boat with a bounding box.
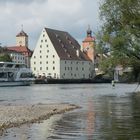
[0,62,34,87]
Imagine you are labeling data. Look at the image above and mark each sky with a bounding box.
[0,0,101,49]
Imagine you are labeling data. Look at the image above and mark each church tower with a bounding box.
[16,28,28,47]
[82,26,95,62]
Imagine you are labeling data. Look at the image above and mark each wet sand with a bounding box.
[0,103,79,136]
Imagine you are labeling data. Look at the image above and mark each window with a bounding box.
[53,55,55,58]
[40,56,42,58]
[34,62,36,64]
[76,67,78,70]
[40,61,42,64]
[45,39,47,42]
[34,56,36,59]
[82,62,84,65]
[46,45,48,47]
[41,40,43,42]
[82,68,84,71]
[34,67,36,71]
[40,67,42,70]
[46,61,48,64]
[53,61,55,64]
[46,55,48,58]
[40,50,42,53]
[43,34,45,37]
[65,61,66,64]
[46,67,48,70]
[40,45,42,48]
[53,66,55,70]
[47,50,49,53]
[65,67,66,70]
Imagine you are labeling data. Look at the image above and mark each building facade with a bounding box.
[31,28,95,79]
[9,50,26,64]
[7,30,32,67]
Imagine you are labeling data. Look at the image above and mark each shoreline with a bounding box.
[0,103,80,136]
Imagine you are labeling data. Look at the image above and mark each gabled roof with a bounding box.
[16,30,28,37]
[45,28,90,61]
[7,46,32,56]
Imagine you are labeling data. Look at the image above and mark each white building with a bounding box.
[31,28,95,79]
[9,50,26,64]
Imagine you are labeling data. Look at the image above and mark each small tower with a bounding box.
[16,26,28,47]
[82,25,95,62]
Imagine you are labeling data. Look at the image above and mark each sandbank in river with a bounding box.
[0,103,80,136]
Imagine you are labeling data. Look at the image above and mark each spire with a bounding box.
[87,25,92,37]
[16,25,28,37]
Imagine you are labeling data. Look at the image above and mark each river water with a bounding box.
[0,83,140,140]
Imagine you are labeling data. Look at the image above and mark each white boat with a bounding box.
[0,62,34,87]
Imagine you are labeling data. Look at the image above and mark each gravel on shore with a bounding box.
[0,103,80,135]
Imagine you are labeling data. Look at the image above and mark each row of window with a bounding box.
[41,39,47,43]
[33,66,86,71]
[64,61,90,65]
[34,61,55,64]
[64,67,84,71]
[34,66,55,71]
[39,50,49,53]
[12,56,25,60]
[40,44,49,48]
[34,55,55,59]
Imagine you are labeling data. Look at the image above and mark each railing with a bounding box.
[0,68,19,72]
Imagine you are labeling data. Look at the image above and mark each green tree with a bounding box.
[0,54,12,62]
[98,0,140,81]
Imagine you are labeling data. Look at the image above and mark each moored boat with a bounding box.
[0,62,34,87]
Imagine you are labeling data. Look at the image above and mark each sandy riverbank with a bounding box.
[0,103,80,136]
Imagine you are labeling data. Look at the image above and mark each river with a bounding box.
[0,83,140,140]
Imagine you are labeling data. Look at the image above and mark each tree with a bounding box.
[0,54,12,62]
[98,0,140,81]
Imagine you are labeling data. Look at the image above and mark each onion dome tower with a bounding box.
[82,25,95,62]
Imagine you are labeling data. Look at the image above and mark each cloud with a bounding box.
[0,0,100,49]
[0,0,46,4]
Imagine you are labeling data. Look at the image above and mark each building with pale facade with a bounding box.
[31,28,95,79]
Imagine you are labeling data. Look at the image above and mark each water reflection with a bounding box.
[86,98,95,140]
[0,84,140,140]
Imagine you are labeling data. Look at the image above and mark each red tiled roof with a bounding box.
[7,46,32,56]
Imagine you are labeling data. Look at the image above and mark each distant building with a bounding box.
[8,50,26,64]
[0,47,25,64]
[82,26,95,63]
[31,28,95,79]
[7,29,32,67]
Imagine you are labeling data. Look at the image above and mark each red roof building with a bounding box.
[7,30,32,67]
